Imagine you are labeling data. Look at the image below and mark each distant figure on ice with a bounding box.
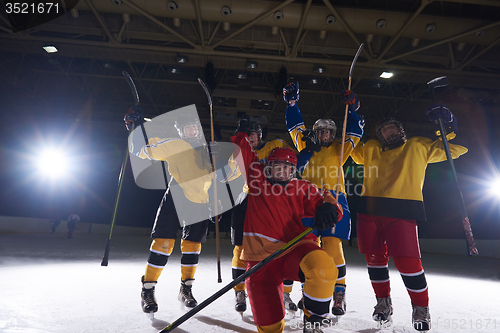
[50,217,62,234]
[66,214,80,239]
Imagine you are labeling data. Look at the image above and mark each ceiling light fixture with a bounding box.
[176,56,188,63]
[380,71,393,79]
[43,46,58,53]
[221,6,231,16]
[314,65,326,74]
[167,1,177,11]
[237,73,247,79]
[377,19,386,29]
[246,61,258,69]
[274,11,283,21]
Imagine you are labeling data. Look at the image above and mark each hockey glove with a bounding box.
[235,115,251,135]
[425,103,458,133]
[314,202,339,232]
[283,82,299,106]
[340,90,360,112]
[124,106,144,131]
[301,129,321,153]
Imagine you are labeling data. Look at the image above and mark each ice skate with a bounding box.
[178,279,198,309]
[412,304,431,331]
[284,292,298,317]
[303,314,332,333]
[372,296,393,324]
[141,275,158,318]
[234,290,247,314]
[332,284,346,316]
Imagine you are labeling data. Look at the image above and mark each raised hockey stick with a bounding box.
[198,78,222,283]
[101,71,168,266]
[427,76,478,256]
[159,227,315,332]
[335,43,364,201]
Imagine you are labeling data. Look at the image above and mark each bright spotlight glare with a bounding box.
[489,178,500,198]
[37,149,68,178]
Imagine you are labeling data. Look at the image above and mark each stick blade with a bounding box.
[427,76,449,89]
[349,43,364,78]
[122,71,140,105]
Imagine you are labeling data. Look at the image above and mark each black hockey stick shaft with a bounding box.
[101,122,135,266]
[159,227,315,332]
[198,78,223,283]
[336,43,364,201]
[427,77,478,256]
[123,70,169,186]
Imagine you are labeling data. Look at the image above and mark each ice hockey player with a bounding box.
[230,115,299,314]
[231,129,343,333]
[124,107,231,316]
[350,104,468,331]
[284,81,364,316]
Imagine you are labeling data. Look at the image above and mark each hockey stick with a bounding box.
[198,78,222,283]
[159,227,315,332]
[335,43,364,201]
[123,70,169,188]
[427,76,478,256]
[101,71,167,266]
[101,122,134,266]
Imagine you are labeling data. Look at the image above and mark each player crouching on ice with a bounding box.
[231,131,343,333]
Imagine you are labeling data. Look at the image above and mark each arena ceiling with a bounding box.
[1,0,499,142]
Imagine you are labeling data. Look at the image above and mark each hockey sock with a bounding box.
[300,249,337,318]
[366,253,390,298]
[322,236,346,285]
[393,257,428,307]
[180,239,201,281]
[257,319,285,333]
[283,280,294,294]
[232,245,246,291]
[145,238,175,281]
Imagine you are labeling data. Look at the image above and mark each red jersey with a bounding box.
[231,132,324,261]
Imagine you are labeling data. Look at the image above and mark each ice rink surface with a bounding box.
[1,229,500,333]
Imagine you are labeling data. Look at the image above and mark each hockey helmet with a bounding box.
[248,122,263,140]
[313,119,337,146]
[265,147,297,186]
[174,115,203,142]
[376,118,407,149]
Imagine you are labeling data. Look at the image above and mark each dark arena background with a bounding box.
[1,1,500,332]
[1,0,499,239]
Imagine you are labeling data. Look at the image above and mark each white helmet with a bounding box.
[313,119,336,146]
[174,115,203,143]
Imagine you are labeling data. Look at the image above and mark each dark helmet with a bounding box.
[174,115,203,142]
[265,148,297,186]
[248,122,263,140]
[376,118,407,149]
